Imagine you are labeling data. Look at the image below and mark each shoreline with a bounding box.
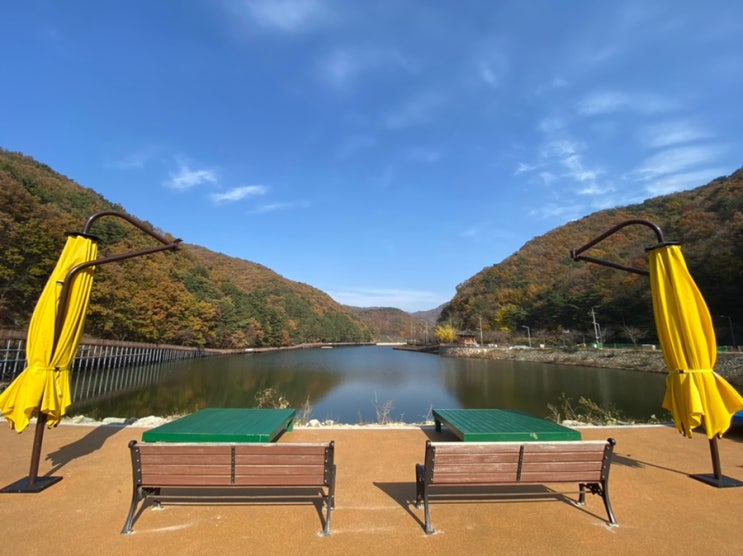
[437,346,743,387]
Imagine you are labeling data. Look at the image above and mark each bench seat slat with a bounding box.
[432,472,520,484]
[233,474,327,486]
[520,471,603,482]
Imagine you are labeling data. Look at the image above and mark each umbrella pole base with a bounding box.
[689,473,743,488]
[1,475,63,493]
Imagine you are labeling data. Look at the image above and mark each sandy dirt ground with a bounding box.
[2,421,743,555]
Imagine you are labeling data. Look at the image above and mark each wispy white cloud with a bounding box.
[210,185,268,204]
[383,92,443,129]
[459,225,478,238]
[576,91,631,116]
[528,203,583,220]
[336,134,376,159]
[637,120,712,149]
[327,287,442,311]
[534,77,568,96]
[165,163,218,190]
[578,183,615,196]
[561,154,602,183]
[644,168,727,197]
[405,146,441,163]
[576,90,679,117]
[472,46,509,89]
[539,171,557,185]
[579,45,621,68]
[539,138,601,184]
[109,147,159,170]
[538,116,567,133]
[318,46,413,90]
[239,0,331,33]
[515,161,537,175]
[249,200,310,213]
[633,145,725,180]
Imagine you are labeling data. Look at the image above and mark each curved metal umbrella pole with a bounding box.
[571,219,743,488]
[3,212,180,493]
[570,219,669,276]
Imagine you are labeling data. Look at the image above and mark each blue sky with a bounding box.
[2,2,742,312]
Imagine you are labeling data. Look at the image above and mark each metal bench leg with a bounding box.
[321,464,337,536]
[600,480,617,526]
[414,464,425,508]
[415,463,434,534]
[121,486,143,534]
[577,483,587,506]
[423,487,434,535]
[581,481,617,526]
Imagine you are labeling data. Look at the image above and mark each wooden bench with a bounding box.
[415,438,616,534]
[122,440,336,535]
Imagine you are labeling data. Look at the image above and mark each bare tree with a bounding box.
[622,325,647,347]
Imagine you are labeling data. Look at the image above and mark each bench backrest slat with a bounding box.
[426,440,611,485]
[132,441,333,488]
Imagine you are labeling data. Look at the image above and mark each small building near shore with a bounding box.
[456,330,479,347]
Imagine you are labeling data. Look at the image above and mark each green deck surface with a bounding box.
[142,408,296,443]
[432,408,581,442]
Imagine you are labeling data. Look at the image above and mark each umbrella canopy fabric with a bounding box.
[0,235,97,432]
[648,244,743,439]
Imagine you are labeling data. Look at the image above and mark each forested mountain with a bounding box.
[3,147,742,349]
[442,167,743,347]
[0,149,371,347]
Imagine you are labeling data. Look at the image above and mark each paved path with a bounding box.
[2,422,743,555]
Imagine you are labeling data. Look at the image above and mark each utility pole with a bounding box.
[522,325,531,348]
[721,315,737,350]
[479,315,483,346]
[591,307,601,348]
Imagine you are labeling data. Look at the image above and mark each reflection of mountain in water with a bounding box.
[70,354,342,420]
[440,357,667,421]
[68,346,667,423]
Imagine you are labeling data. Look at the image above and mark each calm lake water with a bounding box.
[70,345,670,424]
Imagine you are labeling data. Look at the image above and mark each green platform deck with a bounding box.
[142,408,296,443]
[432,408,581,442]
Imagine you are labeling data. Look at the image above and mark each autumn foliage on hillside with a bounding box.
[443,167,743,347]
[3,147,742,349]
[0,149,371,348]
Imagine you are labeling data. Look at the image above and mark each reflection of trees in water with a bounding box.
[70,358,341,420]
[68,347,666,422]
[440,358,666,421]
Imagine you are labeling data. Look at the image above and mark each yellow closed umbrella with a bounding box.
[649,244,743,439]
[0,233,97,492]
[572,219,743,487]
[570,219,743,487]
[1,211,180,493]
[0,234,98,433]
[648,244,743,487]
